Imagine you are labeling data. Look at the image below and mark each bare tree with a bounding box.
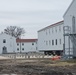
[4,26,25,38]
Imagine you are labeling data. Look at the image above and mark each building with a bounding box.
[63,0,76,58]
[0,33,38,54]
[16,39,38,53]
[0,33,16,54]
[0,0,75,58]
[38,21,64,55]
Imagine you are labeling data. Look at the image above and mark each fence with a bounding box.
[0,52,53,59]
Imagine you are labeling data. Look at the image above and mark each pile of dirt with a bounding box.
[0,59,76,75]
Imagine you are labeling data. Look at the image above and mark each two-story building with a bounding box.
[38,21,64,56]
[63,0,76,58]
[16,39,38,53]
[0,33,16,54]
[0,33,38,54]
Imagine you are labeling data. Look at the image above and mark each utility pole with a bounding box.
[20,39,21,53]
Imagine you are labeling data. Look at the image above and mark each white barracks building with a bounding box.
[38,21,64,56]
[0,33,37,54]
[0,0,76,58]
[0,33,17,54]
[63,0,76,58]
[16,39,38,53]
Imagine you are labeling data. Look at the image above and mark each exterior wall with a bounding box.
[64,0,76,33]
[64,0,76,57]
[0,33,16,54]
[0,33,38,54]
[38,21,64,52]
[16,42,37,53]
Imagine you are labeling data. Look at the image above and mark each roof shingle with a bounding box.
[16,39,37,42]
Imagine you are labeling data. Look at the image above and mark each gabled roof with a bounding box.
[0,33,15,39]
[63,0,74,17]
[38,20,64,32]
[16,39,38,43]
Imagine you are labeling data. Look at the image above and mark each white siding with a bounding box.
[0,33,38,54]
[16,42,37,53]
[38,21,64,52]
[63,0,76,56]
[0,33,16,54]
[64,0,76,33]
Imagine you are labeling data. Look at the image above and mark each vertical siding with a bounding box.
[64,0,76,56]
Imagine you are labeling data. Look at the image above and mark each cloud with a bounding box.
[0,0,72,38]
[0,9,64,25]
[0,0,72,12]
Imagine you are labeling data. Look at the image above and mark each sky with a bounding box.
[0,0,72,39]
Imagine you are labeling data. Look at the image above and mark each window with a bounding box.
[46,30,47,35]
[17,43,19,46]
[3,39,6,43]
[22,43,24,46]
[2,46,7,54]
[49,40,51,45]
[36,47,37,50]
[60,39,61,44]
[56,39,57,45]
[32,43,34,45]
[55,27,57,32]
[59,26,61,31]
[22,48,24,50]
[46,41,48,45]
[49,29,50,34]
[17,48,19,51]
[52,40,54,45]
[72,16,75,33]
[52,28,53,33]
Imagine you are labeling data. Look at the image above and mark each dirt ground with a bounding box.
[0,58,76,75]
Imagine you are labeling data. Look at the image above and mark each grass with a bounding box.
[64,59,76,63]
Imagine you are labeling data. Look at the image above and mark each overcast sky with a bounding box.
[0,0,72,38]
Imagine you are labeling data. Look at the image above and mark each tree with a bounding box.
[4,26,25,38]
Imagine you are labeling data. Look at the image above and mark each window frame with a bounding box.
[3,39,6,43]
